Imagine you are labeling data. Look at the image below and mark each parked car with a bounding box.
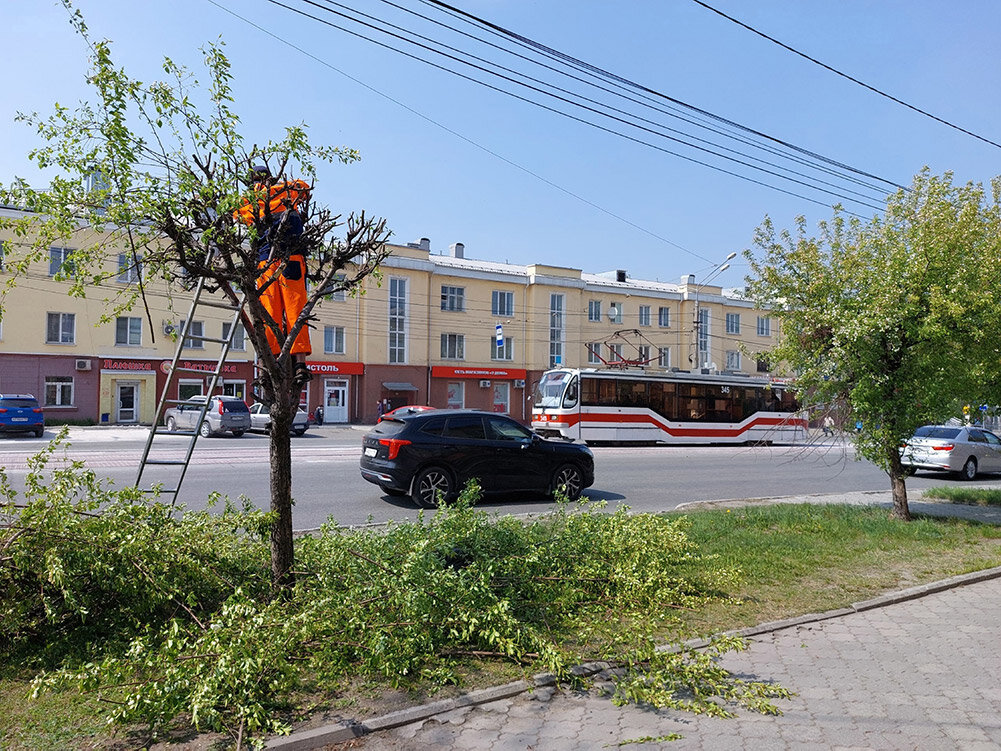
[0,393,44,437]
[360,409,594,507]
[248,402,309,436]
[378,405,435,423]
[163,395,251,437]
[899,424,1001,480]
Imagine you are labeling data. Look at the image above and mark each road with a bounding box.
[1,426,993,529]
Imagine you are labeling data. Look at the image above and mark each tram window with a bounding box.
[709,398,731,422]
[598,380,617,405]
[683,398,706,420]
[581,378,599,405]
[617,380,648,407]
[563,377,579,409]
[648,382,664,415]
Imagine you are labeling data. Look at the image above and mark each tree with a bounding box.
[0,6,391,589]
[745,170,1001,520]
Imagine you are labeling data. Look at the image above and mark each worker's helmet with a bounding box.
[250,163,271,182]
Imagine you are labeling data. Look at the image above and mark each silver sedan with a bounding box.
[900,425,1001,480]
[248,402,309,437]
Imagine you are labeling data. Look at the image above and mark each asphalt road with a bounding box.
[1,426,994,529]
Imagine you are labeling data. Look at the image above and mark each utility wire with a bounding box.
[690,0,1001,150]
[267,0,884,213]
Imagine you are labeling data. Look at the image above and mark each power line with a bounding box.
[690,0,1001,150]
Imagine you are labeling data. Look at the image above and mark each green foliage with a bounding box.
[2,461,777,745]
[921,486,1001,506]
[745,170,1001,511]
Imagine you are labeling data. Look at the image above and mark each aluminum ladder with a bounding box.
[135,260,246,503]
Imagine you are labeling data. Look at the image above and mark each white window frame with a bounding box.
[658,306,671,328]
[587,342,602,364]
[757,316,772,337]
[45,376,74,407]
[440,285,465,312]
[726,350,741,370]
[491,336,513,361]
[491,290,514,317]
[658,347,671,368]
[223,322,246,351]
[609,303,623,324]
[117,253,142,284]
[389,277,408,364]
[637,344,651,364]
[324,325,346,355]
[549,293,565,367]
[726,313,741,335]
[638,305,651,327]
[587,299,601,322]
[182,319,204,349]
[46,312,76,344]
[609,343,624,362]
[48,247,74,277]
[115,316,142,346]
[440,333,465,360]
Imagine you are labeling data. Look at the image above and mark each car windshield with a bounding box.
[534,371,572,408]
[913,426,961,439]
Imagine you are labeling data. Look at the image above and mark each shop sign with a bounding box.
[159,361,240,374]
[431,366,527,379]
[305,361,365,375]
[102,359,156,371]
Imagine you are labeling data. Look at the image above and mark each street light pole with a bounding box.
[690,252,736,370]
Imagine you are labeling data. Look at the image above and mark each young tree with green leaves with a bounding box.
[0,6,390,589]
[745,170,1001,520]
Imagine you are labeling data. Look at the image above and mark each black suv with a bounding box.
[360,410,594,507]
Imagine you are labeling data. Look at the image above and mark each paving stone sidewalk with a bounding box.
[333,574,1001,750]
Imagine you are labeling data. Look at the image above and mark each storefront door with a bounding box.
[324,379,349,423]
[116,382,138,423]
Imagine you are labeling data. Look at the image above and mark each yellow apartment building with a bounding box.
[0,208,779,425]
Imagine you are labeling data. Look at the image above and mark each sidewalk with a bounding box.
[268,495,1001,751]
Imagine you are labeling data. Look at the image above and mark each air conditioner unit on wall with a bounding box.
[75,359,92,371]
[514,379,526,388]
[162,321,176,336]
[479,380,491,388]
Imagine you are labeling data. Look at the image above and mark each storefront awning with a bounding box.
[382,382,418,392]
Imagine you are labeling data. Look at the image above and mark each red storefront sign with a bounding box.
[431,366,527,380]
[305,361,365,376]
[158,360,240,375]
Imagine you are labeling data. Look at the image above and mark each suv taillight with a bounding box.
[378,438,411,460]
[218,401,225,415]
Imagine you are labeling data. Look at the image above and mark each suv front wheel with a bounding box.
[199,421,213,438]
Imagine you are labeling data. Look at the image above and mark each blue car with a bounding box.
[0,394,45,437]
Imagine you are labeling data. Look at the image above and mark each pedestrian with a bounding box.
[376,399,385,420]
[315,405,324,425]
[822,415,834,437]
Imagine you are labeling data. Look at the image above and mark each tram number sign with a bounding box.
[720,386,731,394]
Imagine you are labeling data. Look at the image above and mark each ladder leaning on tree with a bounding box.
[135,248,247,504]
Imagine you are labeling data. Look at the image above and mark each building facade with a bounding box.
[0,211,779,426]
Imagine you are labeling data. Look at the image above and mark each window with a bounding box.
[45,376,74,407]
[697,308,710,367]
[608,343,623,362]
[492,290,514,317]
[757,316,772,336]
[726,313,741,335]
[115,316,142,346]
[658,306,671,327]
[549,294,565,367]
[223,322,246,351]
[324,325,345,354]
[587,342,602,364]
[658,347,671,368]
[46,312,75,344]
[389,277,407,364]
[608,303,623,324]
[441,333,465,360]
[446,382,464,409]
[491,336,513,361]
[440,285,465,312]
[756,357,770,373]
[638,305,651,326]
[117,253,142,284]
[182,320,204,349]
[587,300,601,322]
[322,273,347,301]
[726,350,741,370]
[637,345,651,364]
[48,247,75,277]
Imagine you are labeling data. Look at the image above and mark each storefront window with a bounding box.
[447,382,464,409]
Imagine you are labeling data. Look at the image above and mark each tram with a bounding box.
[531,367,807,445]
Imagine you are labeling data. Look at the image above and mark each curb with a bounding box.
[264,565,1001,749]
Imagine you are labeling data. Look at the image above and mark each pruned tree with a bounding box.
[745,170,1001,520]
[0,5,391,589]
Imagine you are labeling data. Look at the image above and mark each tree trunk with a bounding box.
[268,378,297,593]
[887,449,912,521]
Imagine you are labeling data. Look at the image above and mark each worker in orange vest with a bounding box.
[235,165,312,383]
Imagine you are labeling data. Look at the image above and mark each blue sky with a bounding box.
[3,1,999,289]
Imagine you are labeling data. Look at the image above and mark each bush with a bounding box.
[2,456,785,746]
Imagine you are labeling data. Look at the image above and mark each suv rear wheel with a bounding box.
[199,421,213,438]
[411,466,453,508]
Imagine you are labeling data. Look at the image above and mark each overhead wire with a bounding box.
[689,0,1001,151]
